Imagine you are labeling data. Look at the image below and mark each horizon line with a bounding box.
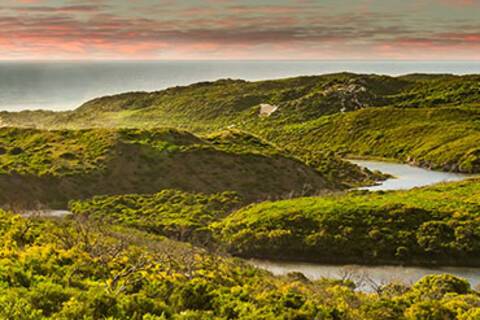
[1,59,480,63]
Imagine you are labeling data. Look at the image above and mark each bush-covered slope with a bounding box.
[15,74,400,129]
[1,210,480,319]
[61,74,480,127]
[0,127,348,209]
[214,178,480,266]
[393,74,480,107]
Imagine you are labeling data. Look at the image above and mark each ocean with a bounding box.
[1,60,480,111]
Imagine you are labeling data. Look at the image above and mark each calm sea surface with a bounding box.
[1,60,480,111]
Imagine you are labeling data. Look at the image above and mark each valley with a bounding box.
[1,72,480,319]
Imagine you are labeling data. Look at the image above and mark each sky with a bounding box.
[0,0,479,60]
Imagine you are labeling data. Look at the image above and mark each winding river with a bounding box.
[350,159,474,191]
[252,160,480,291]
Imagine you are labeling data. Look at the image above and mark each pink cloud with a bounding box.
[441,0,477,6]
[16,0,43,3]
[1,1,479,60]
[14,5,107,14]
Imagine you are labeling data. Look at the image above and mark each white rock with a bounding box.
[259,104,278,116]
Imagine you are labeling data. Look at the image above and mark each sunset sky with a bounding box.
[1,0,479,60]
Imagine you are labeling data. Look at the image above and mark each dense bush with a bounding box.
[0,210,479,319]
[264,106,480,173]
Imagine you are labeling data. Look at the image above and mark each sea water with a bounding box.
[1,60,480,111]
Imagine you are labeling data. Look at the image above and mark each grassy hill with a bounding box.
[0,127,367,209]
[214,178,480,266]
[2,73,480,129]
[0,74,401,129]
[2,73,480,173]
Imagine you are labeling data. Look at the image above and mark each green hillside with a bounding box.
[0,127,364,209]
[214,178,480,266]
[2,73,479,173]
[2,73,480,129]
[0,74,401,129]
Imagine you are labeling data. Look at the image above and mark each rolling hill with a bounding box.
[2,73,479,173]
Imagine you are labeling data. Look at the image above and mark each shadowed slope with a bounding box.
[0,127,344,208]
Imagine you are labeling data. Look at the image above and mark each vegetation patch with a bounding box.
[263,106,480,173]
[70,189,241,246]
